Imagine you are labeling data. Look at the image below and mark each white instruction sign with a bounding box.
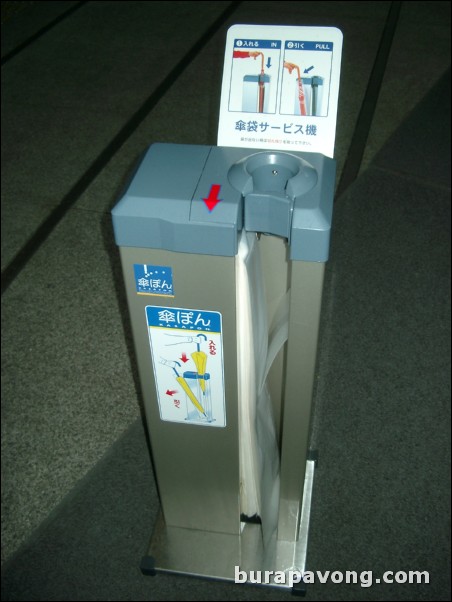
[146,306,226,427]
[218,24,343,158]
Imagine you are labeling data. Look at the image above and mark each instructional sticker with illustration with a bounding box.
[218,24,343,158]
[228,40,281,114]
[281,41,334,117]
[146,306,226,427]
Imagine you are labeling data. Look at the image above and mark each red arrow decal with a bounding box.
[203,184,222,212]
[180,353,189,363]
[166,389,177,396]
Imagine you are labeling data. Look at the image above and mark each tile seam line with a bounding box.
[335,0,402,201]
[1,1,88,66]
[0,1,242,296]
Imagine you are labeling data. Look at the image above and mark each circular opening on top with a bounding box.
[227,151,318,198]
[245,152,300,178]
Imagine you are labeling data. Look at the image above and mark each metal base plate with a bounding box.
[144,459,315,590]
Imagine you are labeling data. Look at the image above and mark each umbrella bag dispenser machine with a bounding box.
[112,143,335,592]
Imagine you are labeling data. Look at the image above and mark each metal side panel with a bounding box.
[146,459,316,589]
[278,261,325,542]
[119,247,240,536]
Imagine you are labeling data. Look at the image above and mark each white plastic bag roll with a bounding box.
[236,230,284,544]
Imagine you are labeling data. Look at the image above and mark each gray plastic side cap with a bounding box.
[290,157,336,262]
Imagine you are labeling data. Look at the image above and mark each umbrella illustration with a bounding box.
[190,334,208,393]
[160,358,207,417]
[284,61,307,116]
[165,334,209,394]
[233,49,266,113]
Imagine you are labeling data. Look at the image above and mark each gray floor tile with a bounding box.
[1,1,80,57]
[1,208,141,562]
[1,1,235,267]
[309,167,450,601]
[373,69,451,187]
[361,1,451,172]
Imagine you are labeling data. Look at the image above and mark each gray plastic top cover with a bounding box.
[112,143,336,261]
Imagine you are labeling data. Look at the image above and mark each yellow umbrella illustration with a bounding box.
[191,334,208,393]
[165,334,209,394]
[160,358,207,417]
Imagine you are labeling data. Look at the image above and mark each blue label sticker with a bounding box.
[146,306,221,333]
[134,264,174,297]
[285,40,334,51]
[234,39,282,49]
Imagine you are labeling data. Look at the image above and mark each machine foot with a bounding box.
[307,449,319,467]
[140,555,157,577]
[292,577,307,597]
